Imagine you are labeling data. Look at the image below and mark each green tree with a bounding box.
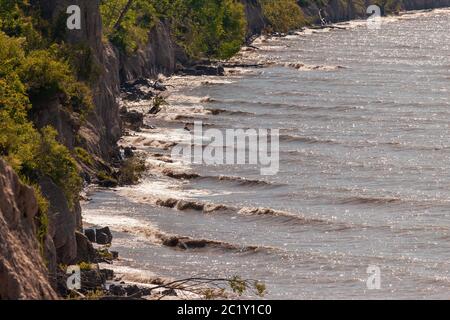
[100,0,247,59]
[0,32,82,210]
[260,0,306,33]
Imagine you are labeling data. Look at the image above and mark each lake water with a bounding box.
[82,9,450,299]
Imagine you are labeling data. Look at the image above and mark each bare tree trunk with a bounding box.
[113,0,134,30]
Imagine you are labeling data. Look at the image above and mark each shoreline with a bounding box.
[80,7,450,300]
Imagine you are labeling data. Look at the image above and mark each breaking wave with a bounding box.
[121,224,278,254]
[212,175,279,187]
[337,196,404,205]
[159,168,282,188]
[285,62,346,71]
[152,197,341,227]
[204,107,255,116]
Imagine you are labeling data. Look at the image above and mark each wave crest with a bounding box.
[121,224,276,254]
[285,62,346,71]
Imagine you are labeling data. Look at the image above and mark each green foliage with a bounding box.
[96,247,114,260]
[83,289,105,300]
[1,2,95,112]
[0,31,25,75]
[0,3,96,250]
[0,0,43,51]
[0,1,25,35]
[78,262,92,271]
[100,0,247,59]
[0,31,83,210]
[229,276,246,295]
[152,94,167,109]
[118,155,146,185]
[36,127,83,209]
[1,108,82,211]
[171,0,247,59]
[19,49,71,96]
[55,43,102,85]
[101,0,156,54]
[74,147,94,166]
[1,95,82,209]
[228,276,266,297]
[18,49,94,114]
[0,55,40,173]
[21,181,50,257]
[260,0,306,33]
[97,170,118,187]
[0,107,39,174]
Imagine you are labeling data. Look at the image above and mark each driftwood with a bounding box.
[78,275,266,300]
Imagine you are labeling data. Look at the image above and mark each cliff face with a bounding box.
[321,0,367,22]
[241,0,267,39]
[119,20,180,82]
[118,0,267,82]
[24,0,122,289]
[0,159,57,300]
[34,0,122,162]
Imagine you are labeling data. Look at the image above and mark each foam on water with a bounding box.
[83,9,450,299]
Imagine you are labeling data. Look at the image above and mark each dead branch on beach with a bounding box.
[149,275,267,300]
[94,275,267,300]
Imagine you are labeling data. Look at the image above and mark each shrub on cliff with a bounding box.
[0,81,82,211]
[1,2,95,114]
[36,126,83,209]
[260,0,306,33]
[0,104,82,210]
[56,43,102,86]
[18,49,93,114]
[0,33,40,172]
[0,31,83,210]
[101,0,247,59]
[0,77,40,173]
[0,0,43,50]
[74,147,94,166]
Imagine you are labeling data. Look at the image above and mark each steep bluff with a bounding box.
[36,0,121,162]
[241,0,267,39]
[17,0,123,291]
[118,20,182,82]
[0,159,57,299]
